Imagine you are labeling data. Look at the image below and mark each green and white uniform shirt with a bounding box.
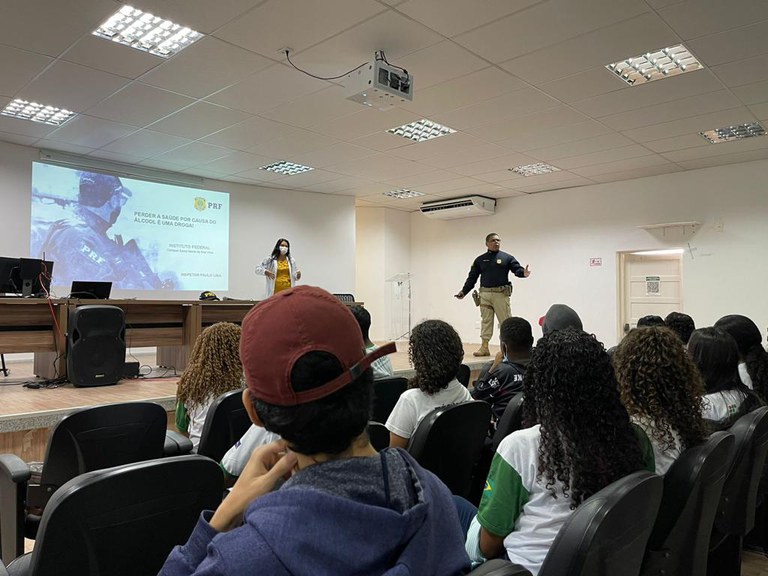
[473,425,573,575]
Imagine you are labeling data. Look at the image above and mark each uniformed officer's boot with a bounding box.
[473,340,490,357]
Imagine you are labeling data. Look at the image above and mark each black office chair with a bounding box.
[457,363,471,387]
[3,455,223,576]
[535,471,663,576]
[371,377,408,424]
[197,388,251,463]
[468,394,526,506]
[368,422,390,452]
[0,401,172,564]
[640,431,735,576]
[708,407,768,576]
[407,401,492,499]
[332,293,355,303]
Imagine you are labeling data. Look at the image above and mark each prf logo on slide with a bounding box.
[194,197,223,211]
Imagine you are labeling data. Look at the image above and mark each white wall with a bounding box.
[355,207,410,342]
[408,159,768,348]
[0,140,356,300]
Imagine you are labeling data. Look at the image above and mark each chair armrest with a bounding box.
[0,456,31,485]
[164,430,193,456]
[469,559,532,576]
[0,455,31,565]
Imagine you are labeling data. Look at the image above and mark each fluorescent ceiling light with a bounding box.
[259,160,314,176]
[509,163,560,177]
[387,119,456,142]
[699,121,765,144]
[606,44,701,86]
[631,249,684,256]
[382,189,425,199]
[1,99,75,126]
[92,5,202,58]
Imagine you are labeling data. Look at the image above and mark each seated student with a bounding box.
[714,314,768,398]
[538,303,582,335]
[175,322,244,451]
[613,326,707,474]
[688,327,764,430]
[471,317,532,425]
[465,329,645,575]
[665,311,695,346]
[637,315,666,328]
[349,305,394,379]
[386,319,472,449]
[160,286,470,576]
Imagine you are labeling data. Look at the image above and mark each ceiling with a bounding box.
[1,0,768,211]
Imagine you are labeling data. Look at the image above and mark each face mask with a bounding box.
[279,246,288,255]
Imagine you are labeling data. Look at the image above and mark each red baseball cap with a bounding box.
[240,285,396,406]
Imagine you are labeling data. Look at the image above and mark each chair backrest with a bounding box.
[468,558,530,575]
[197,388,251,462]
[371,377,408,424]
[715,406,768,536]
[539,471,664,576]
[640,431,735,576]
[39,401,168,506]
[407,401,492,498]
[368,422,390,452]
[457,363,471,387]
[19,455,223,576]
[333,293,355,303]
[491,394,525,452]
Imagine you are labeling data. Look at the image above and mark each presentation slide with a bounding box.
[30,162,229,291]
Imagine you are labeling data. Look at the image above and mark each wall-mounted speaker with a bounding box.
[67,305,126,387]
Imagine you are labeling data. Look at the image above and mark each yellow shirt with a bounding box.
[274,259,291,293]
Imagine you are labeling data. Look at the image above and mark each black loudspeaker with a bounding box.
[67,305,126,387]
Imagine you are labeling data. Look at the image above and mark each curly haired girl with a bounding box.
[613,326,707,474]
[466,328,645,574]
[176,322,244,450]
[386,319,472,448]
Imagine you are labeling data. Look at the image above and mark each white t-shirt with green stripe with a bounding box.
[475,424,573,575]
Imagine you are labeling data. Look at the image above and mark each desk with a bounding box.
[0,298,363,380]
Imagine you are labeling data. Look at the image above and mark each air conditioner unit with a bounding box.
[419,196,496,220]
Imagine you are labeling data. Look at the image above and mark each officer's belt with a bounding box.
[479,286,509,293]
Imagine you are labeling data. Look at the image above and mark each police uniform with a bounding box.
[460,250,526,353]
[41,207,162,290]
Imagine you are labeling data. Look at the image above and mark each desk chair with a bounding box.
[197,389,251,463]
[407,401,491,498]
[371,376,408,424]
[0,401,181,564]
[333,293,355,303]
[3,455,223,576]
[640,431,735,576]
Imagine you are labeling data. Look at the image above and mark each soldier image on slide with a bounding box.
[39,172,166,290]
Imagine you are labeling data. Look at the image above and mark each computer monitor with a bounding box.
[69,281,112,300]
[0,257,54,297]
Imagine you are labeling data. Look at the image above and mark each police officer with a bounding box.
[455,233,531,356]
[41,172,163,290]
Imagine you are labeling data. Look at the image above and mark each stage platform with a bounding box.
[0,343,498,461]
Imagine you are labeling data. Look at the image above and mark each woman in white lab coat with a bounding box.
[255,238,301,297]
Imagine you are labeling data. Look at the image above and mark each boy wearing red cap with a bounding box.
[160,286,470,576]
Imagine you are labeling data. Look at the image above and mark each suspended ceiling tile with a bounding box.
[0,46,54,98]
[657,0,768,40]
[201,116,303,151]
[45,115,139,148]
[63,35,163,79]
[524,132,636,162]
[397,0,542,37]
[147,101,251,140]
[86,83,195,127]
[571,153,673,177]
[554,144,656,170]
[129,0,264,34]
[100,129,191,157]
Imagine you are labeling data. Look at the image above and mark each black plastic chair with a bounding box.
[535,470,663,576]
[708,407,768,576]
[3,455,223,576]
[457,363,471,387]
[640,431,735,576]
[371,377,408,424]
[491,393,525,453]
[368,422,390,452]
[407,401,492,498]
[0,401,172,564]
[332,293,355,303]
[197,389,251,463]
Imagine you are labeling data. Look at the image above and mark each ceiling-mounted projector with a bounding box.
[345,58,413,110]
